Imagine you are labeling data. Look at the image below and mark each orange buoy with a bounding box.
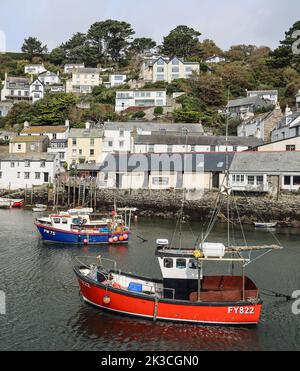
[119,236,124,241]
[103,295,111,305]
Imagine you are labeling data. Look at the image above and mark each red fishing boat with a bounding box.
[0,198,24,208]
[74,238,282,325]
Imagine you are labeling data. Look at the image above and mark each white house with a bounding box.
[237,106,283,142]
[296,90,300,111]
[24,64,47,75]
[103,122,204,155]
[0,153,60,190]
[115,89,166,112]
[206,56,226,64]
[229,152,300,194]
[104,74,127,88]
[271,110,300,142]
[133,134,263,154]
[30,79,45,103]
[77,152,233,192]
[64,63,85,74]
[140,56,200,83]
[38,71,61,85]
[246,90,278,106]
[0,74,31,102]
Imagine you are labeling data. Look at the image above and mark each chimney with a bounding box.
[285,104,292,117]
[24,121,30,128]
[85,121,90,130]
[5,72,8,81]
[65,119,70,128]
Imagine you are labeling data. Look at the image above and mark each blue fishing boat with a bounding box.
[35,211,131,245]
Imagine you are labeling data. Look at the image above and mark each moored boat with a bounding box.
[35,211,131,245]
[0,198,24,208]
[254,222,278,229]
[74,240,267,325]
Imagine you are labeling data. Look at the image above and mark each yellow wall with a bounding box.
[67,137,103,167]
[257,137,300,151]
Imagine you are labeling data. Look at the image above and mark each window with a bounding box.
[157,92,164,98]
[119,141,124,148]
[157,59,165,66]
[248,176,255,185]
[189,260,198,270]
[24,172,30,179]
[11,162,15,168]
[0,172,2,179]
[108,141,113,147]
[157,67,164,73]
[17,172,20,179]
[156,99,164,106]
[40,160,46,168]
[149,145,154,153]
[284,176,291,185]
[171,74,179,80]
[119,129,125,138]
[156,74,165,81]
[257,176,264,185]
[90,149,95,156]
[293,176,300,186]
[164,259,173,269]
[286,145,296,152]
[72,139,77,146]
[90,138,95,146]
[176,259,186,269]
[79,149,82,156]
[53,134,57,140]
[25,160,30,168]
[186,66,193,72]
[104,173,109,181]
[172,58,179,65]
[18,144,21,150]
[191,145,196,152]
[35,172,41,180]
[72,149,76,156]
[172,67,179,73]
[167,145,172,153]
[210,145,216,152]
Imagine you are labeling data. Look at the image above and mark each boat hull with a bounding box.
[36,224,130,245]
[74,269,262,325]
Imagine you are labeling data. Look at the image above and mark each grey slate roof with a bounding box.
[68,128,103,138]
[228,96,267,108]
[77,153,234,173]
[104,122,204,133]
[134,134,263,147]
[73,68,100,74]
[230,152,300,173]
[0,153,57,162]
[277,112,300,129]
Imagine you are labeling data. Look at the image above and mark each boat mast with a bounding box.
[226,89,230,249]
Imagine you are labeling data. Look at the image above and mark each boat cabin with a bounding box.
[155,240,259,302]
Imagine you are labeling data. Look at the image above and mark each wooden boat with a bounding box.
[254,222,278,229]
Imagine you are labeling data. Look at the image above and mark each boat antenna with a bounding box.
[226,89,230,249]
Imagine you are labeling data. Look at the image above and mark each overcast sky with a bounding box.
[1,0,300,52]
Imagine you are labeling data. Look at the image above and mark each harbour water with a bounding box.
[0,209,300,351]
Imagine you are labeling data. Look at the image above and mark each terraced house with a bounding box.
[67,123,103,168]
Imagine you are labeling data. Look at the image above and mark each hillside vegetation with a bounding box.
[0,19,299,135]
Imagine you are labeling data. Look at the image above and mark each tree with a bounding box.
[4,102,34,127]
[31,93,77,125]
[21,37,48,61]
[189,74,225,107]
[62,32,87,51]
[268,21,300,72]
[225,44,257,62]
[87,19,135,62]
[161,25,201,59]
[198,39,223,60]
[129,37,156,54]
[172,109,202,123]
[49,47,66,65]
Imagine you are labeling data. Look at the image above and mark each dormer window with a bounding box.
[172,58,180,65]
[157,59,165,66]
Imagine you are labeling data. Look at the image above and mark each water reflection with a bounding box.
[70,305,261,351]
